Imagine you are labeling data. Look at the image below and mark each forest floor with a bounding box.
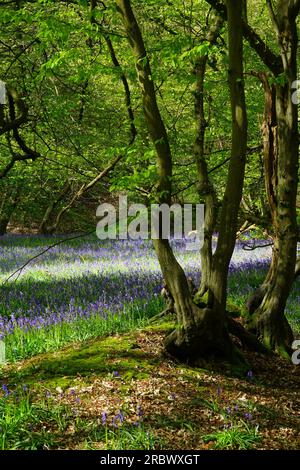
[1,319,300,450]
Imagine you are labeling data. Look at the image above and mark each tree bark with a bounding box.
[247,1,299,356]
[0,216,10,236]
[0,188,20,235]
[193,14,222,297]
[116,0,248,362]
[115,1,193,332]
[207,0,248,318]
[38,181,72,234]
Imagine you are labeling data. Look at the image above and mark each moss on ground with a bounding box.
[2,329,162,388]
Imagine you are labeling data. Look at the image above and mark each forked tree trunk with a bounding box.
[247,1,299,356]
[38,181,72,234]
[39,201,56,235]
[116,0,246,362]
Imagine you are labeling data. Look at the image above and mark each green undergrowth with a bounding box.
[0,384,161,450]
[203,423,261,450]
[4,296,164,363]
[2,330,164,388]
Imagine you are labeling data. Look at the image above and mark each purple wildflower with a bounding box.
[2,384,10,397]
[101,411,107,425]
[112,416,118,428]
[117,410,125,424]
[133,421,140,427]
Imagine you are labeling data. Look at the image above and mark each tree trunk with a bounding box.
[116,0,254,362]
[246,76,279,314]
[116,0,239,361]
[247,1,299,356]
[193,14,223,297]
[207,0,248,319]
[39,201,56,235]
[0,189,20,236]
[0,216,9,236]
[38,181,71,234]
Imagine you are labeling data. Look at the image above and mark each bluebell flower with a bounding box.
[137,405,143,418]
[117,410,125,424]
[101,411,107,425]
[2,384,10,397]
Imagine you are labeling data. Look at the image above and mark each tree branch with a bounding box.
[204,0,283,75]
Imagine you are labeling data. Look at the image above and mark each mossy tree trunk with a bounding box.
[247,1,299,356]
[116,0,247,362]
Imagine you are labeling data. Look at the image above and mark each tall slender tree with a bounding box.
[247,0,299,355]
[116,0,248,361]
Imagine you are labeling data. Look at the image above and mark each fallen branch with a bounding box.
[242,240,274,251]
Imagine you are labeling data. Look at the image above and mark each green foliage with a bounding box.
[4,296,163,363]
[0,386,71,450]
[203,422,261,450]
[0,384,160,450]
[86,423,160,450]
[1,0,289,230]
[180,43,211,62]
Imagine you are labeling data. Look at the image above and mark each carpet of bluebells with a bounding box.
[0,235,299,362]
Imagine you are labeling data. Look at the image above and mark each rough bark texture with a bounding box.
[115,0,256,363]
[247,1,299,356]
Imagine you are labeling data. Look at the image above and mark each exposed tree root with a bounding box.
[247,309,293,359]
[226,316,269,354]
